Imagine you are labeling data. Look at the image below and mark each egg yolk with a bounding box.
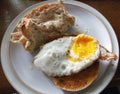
[69,34,98,62]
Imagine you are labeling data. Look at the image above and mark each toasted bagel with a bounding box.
[11,3,75,52]
[53,61,99,91]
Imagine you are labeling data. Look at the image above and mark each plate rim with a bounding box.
[1,0,119,94]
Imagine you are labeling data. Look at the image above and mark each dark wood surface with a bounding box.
[0,0,120,93]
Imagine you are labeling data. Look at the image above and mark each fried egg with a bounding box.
[34,34,100,76]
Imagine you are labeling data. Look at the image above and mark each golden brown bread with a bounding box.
[11,3,75,52]
[53,61,99,91]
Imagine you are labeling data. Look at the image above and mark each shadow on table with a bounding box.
[101,87,120,94]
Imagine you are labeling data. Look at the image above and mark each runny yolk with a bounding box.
[69,34,98,62]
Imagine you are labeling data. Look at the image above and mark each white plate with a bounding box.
[1,0,119,94]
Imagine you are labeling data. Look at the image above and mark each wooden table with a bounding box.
[0,0,120,93]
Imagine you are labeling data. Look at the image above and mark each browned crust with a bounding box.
[100,45,118,60]
[21,3,66,38]
[26,3,65,18]
[53,61,99,91]
[11,3,75,52]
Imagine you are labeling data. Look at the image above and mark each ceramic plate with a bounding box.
[1,0,119,94]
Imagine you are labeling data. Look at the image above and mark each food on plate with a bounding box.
[53,61,99,91]
[10,3,75,52]
[34,34,117,77]
[9,1,118,91]
[33,34,118,91]
[34,34,100,76]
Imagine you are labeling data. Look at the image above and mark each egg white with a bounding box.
[34,36,100,77]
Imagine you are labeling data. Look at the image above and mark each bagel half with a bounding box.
[11,3,75,52]
[53,61,99,91]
